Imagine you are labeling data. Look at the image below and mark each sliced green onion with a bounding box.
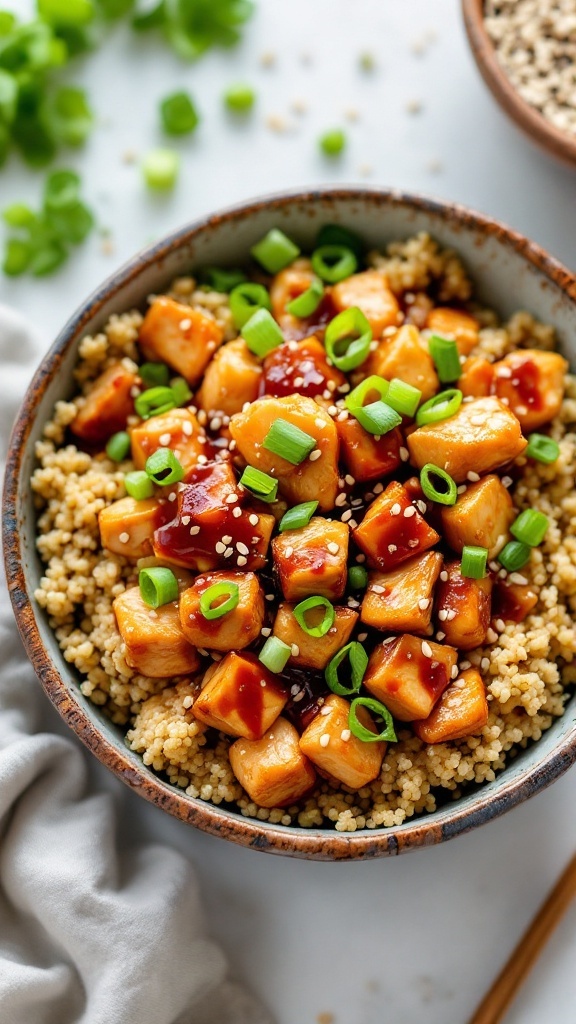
[38,0,94,24]
[278,501,318,532]
[145,448,185,486]
[319,129,346,157]
[124,470,154,500]
[416,388,463,427]
[428,334,461,384]
[385,378,422,418]
[349,401,402,436]
[420,464,457,506]
[263,419,316,465]
[239,466,278,503]
[316,223,364,259]
[199,581,240,621]
[259,635,292,673]
[349,697,397,743]
[170,377,192,406]
[139,567,178,609]
[198,266,247,293]
[510,509,549,547]
[105,431,131,462]
[461,545,488,579]
[43,170,81,211]
[224,83,256,113]
[311,244,357,284]
[241,308,284,357]
[345,374,389,410]
[250,228,300,274]
[324,306,372,371]
[3,204,35,229]
[142,148,179,191]
[325,642,368,697]
[3,239,31,276]
[348,565,368,590]
[498,540,531,572]
[293,596,335,638]
[140,362,170,387]
[285,277,324,318]
[229,282,271,329]
[526,433,560,464]
[160,91,199,135]
[135,386,176,420]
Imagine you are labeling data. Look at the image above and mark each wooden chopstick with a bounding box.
[469,851,576,1024]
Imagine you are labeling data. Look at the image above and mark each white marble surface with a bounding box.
[2,2,576,1021]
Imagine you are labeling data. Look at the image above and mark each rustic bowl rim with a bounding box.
[462,0,576,168]
[4,184,576,861]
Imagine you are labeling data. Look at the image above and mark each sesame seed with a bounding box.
[328,405,339,416]
[351,498,363,507]
[436,631,446,641]
[261,627,272,637]
[232,506,242,518]
[293,691,304,702]
[337,410,349,422]
[345,474,355,486]
[235,542,249,556]
[315,417,326,429]
[418,598,430,610]
[197,409,207,425]
[224,547,234,558]
[182,695,193,709]
[221,534,232,544]
[179,515,190,526]
[399,447,409,462]
[197,454,208,464]
[357,632,368,641]
[179,318,192,330]
[408,539,419,548]
[340,729,351,742]
[347,598,360,608]
[249,514,259,526]
[291,643,300,657]
[320,705,331,716]
[284,545,294,558]
[119,532,130,544]
[309,449,322,462]
[190,525,200,535]
[260,679,267,687]
[287,340,298,352]
[293,376,304,388]
[197,647,209,657]
[371,584,385,594]
[130,385,141,398]
[497,365,512,378]
[335,493,347,507]
[495,618,506,632]
[237,555,248,567]
[373,483,384,495]
[322,389,332,400]
[421,641,433,658]
[290,684,300,696]
[457,485,467,494]
[319,734,330,748]
[390,503,402,516]
[438,609,448,621]
[266,593,275,601]
[501,476,513,488]
[342,509,352,523]
[481,657,490,672]
[226,493,238,504]
[388,544,397,553]
[215,541,226,554]
[148,609,158,619]
[327,542,339,555]
[210,416,222,431]
[168,491,177,502]
[404,505,416,518]
[451,664,459,679]
[182,421,193,436]
[446,609,457,621]
[509,572,528,585]
[498,568,507,579]
[467,471,480,482]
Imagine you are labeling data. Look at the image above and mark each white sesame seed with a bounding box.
[320,705,331,716]
[390,502,402,516]
[457,485,467,494]
[182,420,193,436]
[224,547,234,558]
[237,555,248,567]
[347,597,360,608]
[509,572,528,585]
[498,568,508,579]
[335,493,347,507]
[344,474,355,486]
[189,525,200,535]
[404,505,416,518]
[232,506,242,518]
[436,631,446,641]
[293,376,304,388]
[328,405,339,416]
[319,734,330,748]
[197,454,208,464]
[418,598,430,610]
[388,544,397,553]
[371,584,385,594]
[293,691,304,702]
[215,541,226,554]
[266,593,275,601]
[236,542,249,556]
[249,514,259,526]
[337,410,349,421]
[481,657,490,672]
[260,679,267,687]
[460,660,471,670]
[210,416,222,431]
[168,491,177,502]
[495,618,506,632]
[342,509,352,523]
[421,641,433,658]
[501,476,513,488]
[290,684,300,696]
[373,483,384,495]
[451,664,459,679]
[179,318,192,330]
[130,385,141,398]
[467,471,480,482]
[119,532,130,544]
[438,609,448,621]
[182,695,193,709]
[225,493,238,504]
[309,449,322,462]
[446,609,457,621]
[351,498,363,507]
[315,417,326,428]
[291,643,300,657]
[497,365,512,378]
[261,627,272,637]
[284,545,294,558]
[340,729,351,742]
[197,647,209,657]
[399,447,409,462]
[327,542,339,555]
[221,534,232,544]
[417,500,427,514]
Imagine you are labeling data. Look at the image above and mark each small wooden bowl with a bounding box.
[462,0,576,168]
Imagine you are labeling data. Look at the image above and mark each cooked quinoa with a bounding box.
[32,231,576,832]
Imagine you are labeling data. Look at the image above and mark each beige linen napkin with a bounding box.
[0,304,273,1024]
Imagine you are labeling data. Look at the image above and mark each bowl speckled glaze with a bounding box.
[4,187,576,860]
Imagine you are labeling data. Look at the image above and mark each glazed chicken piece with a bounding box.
[352,480,440,572]
[492,577,538,624]
[272,517,349,601]
[336,420,403,483]
[332,269,400,338]
[270,258,318,333]
[407,396,527,482]
[435,560,493,650]
[99,495,159,559]
[299,694,386,789]
[229,717,317,807]
[360,552,444,634]
[139,296,224,385]
[426,307,480,355]
[490,350,568,432]
[363,634,457,721]
[362,324,439,401]
[192,652,287,739]
[272,603,358,670]
[196,338,262,416]
[70,361,137,444]
[441,474,515,557]
[413,668,488,744]
[130,407,206,476]
[459,356,495,398]
[180,571,265,651]
[113,584,199,677]
[259,335,346,401]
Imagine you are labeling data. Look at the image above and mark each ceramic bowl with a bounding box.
[4,187,576,860]
[462,0,576,168]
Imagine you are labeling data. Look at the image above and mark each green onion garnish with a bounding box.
[345,373,402,436]
[124,470,154,500]
[241,308,284,357]
[348,697,397,743]
[170,377,192,406]
[420,464,457,506]
[348,565,368,591]
[525,433,560,464]
[385,378,422,418]
[498,540,531,572]
[140,362,171,387]
[285,277,324,318]
[224,83,256,113]
[263,419,316,465]
[510,509,549,547]
[38,0,93,24]
[319,128,346,157]
[160,91,199,135]
[239,466,278,503]
[105,431,131,462]
[199,581,240,621]
[139,566,178,609]
[278,501,318,532]
[293,596,335,638]
[259,635,291,673]
[415,388,463,427]
[250,228,300,274]
[316,223,364,259]
[428,334,461,384]
[135,386,176,420]
[229,282,271,329]
[325,641,368,697]
[145,448,185,486]
[142,148,180,191]
[198,266,247,293]
[461,545,488,579]
[345,374,389,410]
[324,306,372,372]
[311,244,357,284]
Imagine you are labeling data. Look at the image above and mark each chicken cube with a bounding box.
[352,481,440,572]
[192,652,287,740]
[364,634,457,721]
[260,335,346,401]
[130,408,206,475]
[407,396,527,483]
[361,552,443,634]
[229,394,339,511]
[113,585,199,677]
[273,517,349,601]
[229,717,317,807]
[459,356,494,398]
[196,338,262,417]
[435,560,492,650]
[413,668,488,744]
[492,577,538,624]
[426,307,480,355]
[332,269,400,338]
[441,474,515,557]
[490,350,568,432]
[179,571,265,651]
[362,325,439,401]
[336,419,403,483]
[299,694,385,789]
[139,296,224,385]
[71,361,137,444]
[99,496,159,559]
[272,603,358,670]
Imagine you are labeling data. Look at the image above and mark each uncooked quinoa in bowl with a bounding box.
[30,218,576,834]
